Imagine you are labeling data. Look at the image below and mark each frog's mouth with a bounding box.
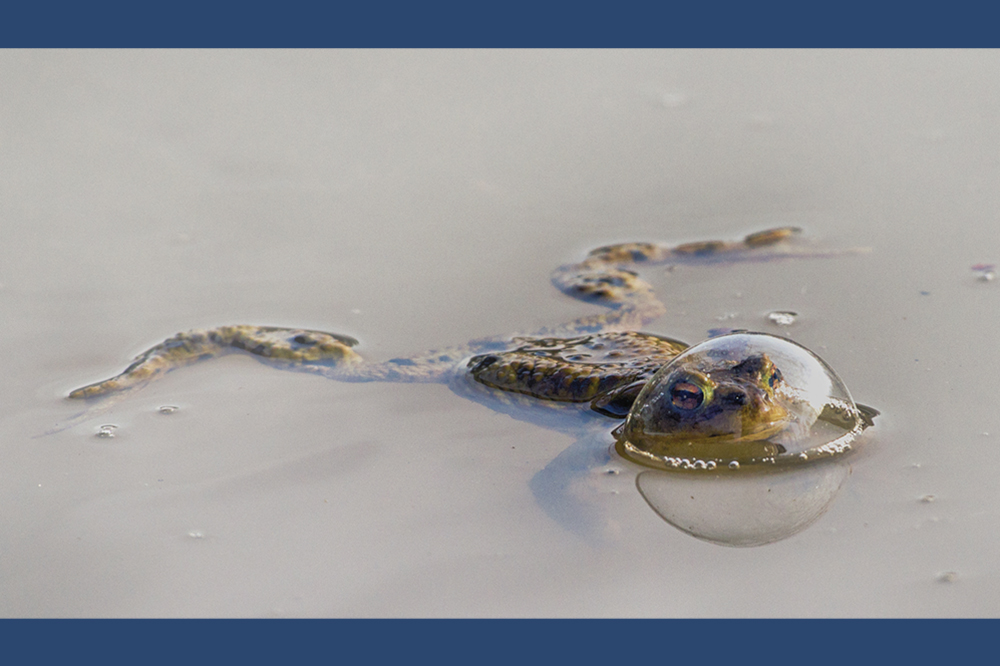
[612,418,789,464]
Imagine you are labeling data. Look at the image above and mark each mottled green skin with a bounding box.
[68,227,816,427]
[466,331,688,416]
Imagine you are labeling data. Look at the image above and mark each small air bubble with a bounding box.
[188,531,205,539]
[936,571,958,583]
[96,424,118,438]
[728,461,740,470]
[158,405,179,415]
[972,264,995,282]
[920,494,936,503]
[767,310,798,326]
[604,468,621,476]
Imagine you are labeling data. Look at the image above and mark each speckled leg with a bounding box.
[67,322,490,403]
[548,226,806,335]
[69,325,365,399]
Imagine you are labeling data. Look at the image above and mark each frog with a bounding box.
[65,226,875,473]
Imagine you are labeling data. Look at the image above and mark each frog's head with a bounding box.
[611,332,873,469]
[640,352,789,442]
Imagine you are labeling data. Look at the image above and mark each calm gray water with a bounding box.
[1,50,998,616]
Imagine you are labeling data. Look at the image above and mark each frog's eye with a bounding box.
[769,367,783,389]
[669,375,713,411]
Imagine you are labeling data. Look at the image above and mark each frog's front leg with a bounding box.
[68,325,363,399]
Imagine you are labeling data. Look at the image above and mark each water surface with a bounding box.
[1,50,998,616]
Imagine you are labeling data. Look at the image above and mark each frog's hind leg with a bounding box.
[52,324,471,435]
[46,325,368,435]
[68,325,366,400]
[67,322,478,403]
[548,227,846,336]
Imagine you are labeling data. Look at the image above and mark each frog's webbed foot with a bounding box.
[68,325,364,400]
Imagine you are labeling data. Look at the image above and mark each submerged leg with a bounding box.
[553,226,803,305]
[53,325,466,436]
[69,325,364,399]
[67,323,486,403]
[548,226,849,335]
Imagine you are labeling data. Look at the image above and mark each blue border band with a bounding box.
[3,1,997,47]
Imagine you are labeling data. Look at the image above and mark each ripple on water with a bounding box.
[766,310,798,326]
[95,424,118,438]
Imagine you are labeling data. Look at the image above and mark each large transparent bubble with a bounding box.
[614,332,875,471]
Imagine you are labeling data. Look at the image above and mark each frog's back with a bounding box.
[466,330,687,404]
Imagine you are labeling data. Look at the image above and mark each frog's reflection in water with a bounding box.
[635,459,851,547]
[527,429,860,547]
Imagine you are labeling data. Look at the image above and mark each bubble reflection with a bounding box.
[636,459,850,547]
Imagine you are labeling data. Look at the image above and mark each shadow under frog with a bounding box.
[59,227,878,546]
